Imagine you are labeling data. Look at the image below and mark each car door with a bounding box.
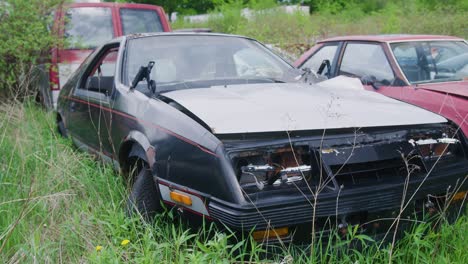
[68,45,118,158]
[388,41,468,134]
[337,41,406,99]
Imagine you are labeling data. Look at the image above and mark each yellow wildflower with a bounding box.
[121,239,130,246]
[95,245,103,252]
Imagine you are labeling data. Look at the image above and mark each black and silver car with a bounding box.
[57,33,468,243]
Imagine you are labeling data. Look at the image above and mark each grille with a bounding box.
[330,157,426,187]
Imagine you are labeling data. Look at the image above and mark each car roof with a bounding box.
[123,32,255,41]
[318,34,464,43]
[102,33,256,50]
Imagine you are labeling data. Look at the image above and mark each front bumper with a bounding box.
[208,162,467,231]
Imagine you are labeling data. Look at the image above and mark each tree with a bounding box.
[106,0,216,20]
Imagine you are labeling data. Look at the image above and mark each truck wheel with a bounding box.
[126,161,162,220]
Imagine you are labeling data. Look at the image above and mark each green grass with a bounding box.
[0,102,467,263]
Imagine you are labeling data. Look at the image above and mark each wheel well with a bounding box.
[119,142,147,176]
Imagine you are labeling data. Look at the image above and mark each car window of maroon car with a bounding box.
[302,44,338,76]
[120,8,163,35]
[391,41,468,84]
[339,43,395,85]
[64,7,114,49]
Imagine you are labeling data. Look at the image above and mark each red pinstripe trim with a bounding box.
[64,96,219,157]
[163,199,213,220]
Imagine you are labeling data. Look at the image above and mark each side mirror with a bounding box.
[86,76,113,95]
[360,75,380,90]
[317,59,331,76]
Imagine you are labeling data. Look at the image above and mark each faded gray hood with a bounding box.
[163,77,447,134]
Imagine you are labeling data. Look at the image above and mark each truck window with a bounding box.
[120,8,163,35]
[64,7,114,49]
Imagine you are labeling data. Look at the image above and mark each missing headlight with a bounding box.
[409,137,460,160]
[231,146,313,190]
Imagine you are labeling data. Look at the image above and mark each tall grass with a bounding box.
[0,102,467,262]
[0,102,266,263]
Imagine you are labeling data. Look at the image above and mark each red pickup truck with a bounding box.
[37,2,171,109]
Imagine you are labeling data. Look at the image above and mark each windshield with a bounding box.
[124,35,298,92]
[64,7,114,49]
[391,41,468,84]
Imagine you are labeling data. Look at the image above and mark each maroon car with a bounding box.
[295,35,468,138]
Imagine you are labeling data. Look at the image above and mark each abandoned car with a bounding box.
[295,34,468,138]
[57,33,468,243]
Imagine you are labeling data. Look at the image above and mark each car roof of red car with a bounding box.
[318,34,464,43]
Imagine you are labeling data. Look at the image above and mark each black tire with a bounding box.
[57,120,68,138]
[35,91,43,105]
[126,162,162,220]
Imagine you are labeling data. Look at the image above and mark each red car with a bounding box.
[36,2,171,109]
[295,35,468,137]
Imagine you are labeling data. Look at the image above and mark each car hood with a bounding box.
[162,77,447,134]
[417,81,468,99]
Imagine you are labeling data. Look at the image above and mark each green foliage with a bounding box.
[108,0,216,18]
[0,0,64,98]
[173,0,467,58]
[208,0,246,34]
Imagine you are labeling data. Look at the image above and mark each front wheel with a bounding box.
[126,162,162,220]
[57,120,67,138]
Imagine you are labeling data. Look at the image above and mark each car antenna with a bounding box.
[130,61,157,96]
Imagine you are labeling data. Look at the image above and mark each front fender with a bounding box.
[120,130,156,169]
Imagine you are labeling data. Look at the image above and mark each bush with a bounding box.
[0,0,63,99]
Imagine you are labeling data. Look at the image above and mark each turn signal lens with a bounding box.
[170,191,192,206]
[453,191,467,201]
[252,227,289,241]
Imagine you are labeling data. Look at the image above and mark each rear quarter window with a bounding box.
[120,8,163,35]
[64,7,114,49]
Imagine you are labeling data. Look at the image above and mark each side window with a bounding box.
[302,44,338,76]
[79,47,118,95]
[340,43,395,84]
[90,49,118,78]
[120,8,164,35]
[392,43,421,82]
